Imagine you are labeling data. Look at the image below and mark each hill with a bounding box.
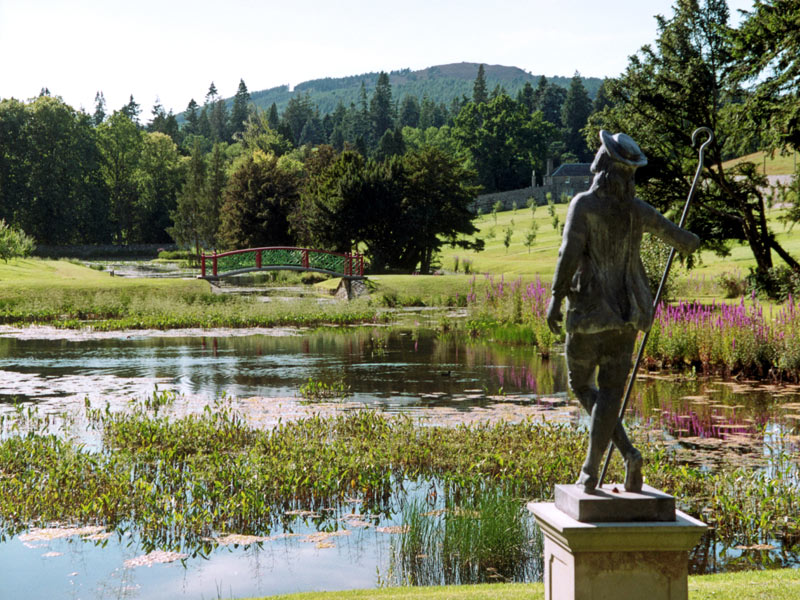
[232,62,603,117]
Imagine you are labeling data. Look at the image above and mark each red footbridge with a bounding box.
[200,247,365,280]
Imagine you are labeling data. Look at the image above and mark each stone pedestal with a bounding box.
[529,485,706,600]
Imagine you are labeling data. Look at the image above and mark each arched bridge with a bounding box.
[200,247,365,279]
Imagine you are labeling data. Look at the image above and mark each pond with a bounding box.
[1,325,799,599]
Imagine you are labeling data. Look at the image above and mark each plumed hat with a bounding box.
[599,130,648,168]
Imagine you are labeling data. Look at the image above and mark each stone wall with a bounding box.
[473,183,577,213]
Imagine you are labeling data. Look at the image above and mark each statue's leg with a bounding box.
[567,331,639,493]
[594,327,642,493]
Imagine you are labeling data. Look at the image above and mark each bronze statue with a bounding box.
[546,131,700,494]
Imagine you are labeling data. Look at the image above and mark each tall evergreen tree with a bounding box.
[267,103,280,130]
[121,94,141,125]
[168,138,209,256]
[369,72,394,146]
[229,79,251,140]
[473,64,488,104]
[399,95,420,128]
[282,93,315,146]
[561,72,593,161]
[517,82,535,113]
[93,91,106,126]
[183,99,200,136]
[592,79,614,113]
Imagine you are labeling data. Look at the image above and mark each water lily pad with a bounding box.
[215,534,272,546]
[124,550,188,568]
[19,526,106,542]
[734,544,776,551]
[376,526,409,534]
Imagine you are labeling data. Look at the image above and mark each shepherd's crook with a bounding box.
[598,126,715,488]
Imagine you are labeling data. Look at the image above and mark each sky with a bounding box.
[0,0,756,118]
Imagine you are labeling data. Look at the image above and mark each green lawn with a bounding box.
[250,568,800,600]
[722,149,799,176]
[0,257,208,293]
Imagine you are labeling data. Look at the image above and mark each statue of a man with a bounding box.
[547,131,700,494]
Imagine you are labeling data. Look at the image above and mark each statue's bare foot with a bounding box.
[576,469,598,494]
[624,450,643,493]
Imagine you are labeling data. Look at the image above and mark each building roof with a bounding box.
[551,163,592,177]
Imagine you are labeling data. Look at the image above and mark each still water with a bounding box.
[0,326,798,599]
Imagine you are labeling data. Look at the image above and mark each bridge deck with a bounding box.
[201,247,364,279]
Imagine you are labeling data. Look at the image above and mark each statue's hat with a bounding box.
[599,130,647,168]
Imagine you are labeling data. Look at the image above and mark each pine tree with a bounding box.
[121,94,141,125]
[183,99,200,135]
[399,95,420,128]
[561,72,593,161]
[370,72,394,146]
[229,79,251,140]
[517,82,535,113]
[168,139,208,257]
[93,91,106,126]
[267,103,280,130]
[210,97,228,142]
[592,79,614,113]
[205,82,219,104]
[473,64,488,104]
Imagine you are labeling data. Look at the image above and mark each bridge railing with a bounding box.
[200,247,364,278]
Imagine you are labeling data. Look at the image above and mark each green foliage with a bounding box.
[0,96,109,244]
[523,222,538,254]
[731,0,800,151]
[97,110,144,242]
[639,233,685,301]
[218,150,301,249]
[0,220,35,262]
[298,376,351,402]
[560,72,593,161]
[453,94,556,193]
[299,147,483,273]
[588,0,799,277]
[390,487,539,586]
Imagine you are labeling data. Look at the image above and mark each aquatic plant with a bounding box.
[298,376,351,401]
[463,274,555,355]
[390,486,542,586]
[1,396,798,568]
[0,285,382,330]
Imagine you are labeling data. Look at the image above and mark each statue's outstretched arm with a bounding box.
[638,199,700,256]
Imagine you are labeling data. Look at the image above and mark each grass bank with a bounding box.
[251,568,800,600]
[0,259,379,329]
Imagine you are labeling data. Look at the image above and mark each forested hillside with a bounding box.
[235,63,602,117]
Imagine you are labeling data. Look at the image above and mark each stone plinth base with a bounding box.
[554,483,676,523]
[529,500,706,600]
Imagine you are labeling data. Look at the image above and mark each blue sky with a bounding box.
[0,0,755,117]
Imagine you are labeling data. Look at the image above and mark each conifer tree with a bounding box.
[183,99,200,135]
[93,91,106,126]
[267,103,280,130]
[370,72,394,146]
[473,64,488,104]
[561,72,593,161]
[399,95,420,128]
[229,79,251,139]
[121,94,141,125]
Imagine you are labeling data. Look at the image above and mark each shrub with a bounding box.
[0,220,35,262]
[716,270,747,298]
